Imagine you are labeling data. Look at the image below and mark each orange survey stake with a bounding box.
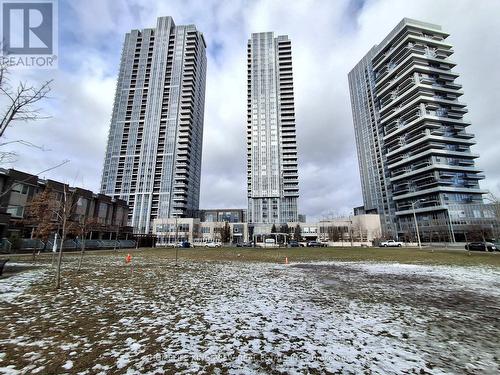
[125,253,132,263]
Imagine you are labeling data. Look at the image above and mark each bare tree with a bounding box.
[352,222,362,242]
[0,63,52,136]
[25,188,58,260]
[27,185,76,289]
[484,192,500,239]
[466,224,493,252]
[0,62,52,163]
[327,226,341,242]
[74,216,99,272]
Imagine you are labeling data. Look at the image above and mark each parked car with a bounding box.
[380,240,403,247]
[288,240,305,247]
[465,242,498,252]
[176,241,192,248]
[306,241,327,247]
[205,242,221,248]
[236,242,254,247]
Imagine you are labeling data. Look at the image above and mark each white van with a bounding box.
[264,238,278,248]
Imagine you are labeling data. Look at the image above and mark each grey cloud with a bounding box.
[4,0,500,221]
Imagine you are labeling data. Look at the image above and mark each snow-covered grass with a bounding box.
[0,253,499,374]
[0,263,46,303]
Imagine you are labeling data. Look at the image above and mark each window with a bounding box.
[98,203,108,218]
[11,183,29,195]
[7,206,24,218]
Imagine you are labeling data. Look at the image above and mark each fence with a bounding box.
[1,238,137,253]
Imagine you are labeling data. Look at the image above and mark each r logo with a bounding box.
[2,1,53,55]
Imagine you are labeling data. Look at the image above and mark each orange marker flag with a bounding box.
[125,253,132,264]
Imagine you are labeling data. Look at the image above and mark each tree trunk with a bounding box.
[464,232,471,256]
[55,220,65,289]
[55,189,67,290]
[77,233,85,272]
[114,228,118,251]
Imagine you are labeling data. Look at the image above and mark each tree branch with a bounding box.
[0,69,53,138]
[0,139,50,151]
[0,159,70,199]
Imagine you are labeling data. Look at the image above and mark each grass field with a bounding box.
[133,245,500,266]
[1,247,499,374]
[2,245,500,267]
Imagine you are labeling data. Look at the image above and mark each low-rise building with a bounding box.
[153,218,199,245]
[152,214,383,247]
[153,218,249,245]
[0,168,132,244]
[318,214,382,243]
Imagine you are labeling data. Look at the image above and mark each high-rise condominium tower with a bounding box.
[247,32,299,224]
[101,17,207,233]
[349,18,488,239]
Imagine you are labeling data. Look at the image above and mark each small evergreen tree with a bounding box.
[220,221,231,244]
[293,224,301,241]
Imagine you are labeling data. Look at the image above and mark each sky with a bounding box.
[3,0,500,221]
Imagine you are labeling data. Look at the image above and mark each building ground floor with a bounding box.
[395,203,499,243]
[153,218,249,246]
[152,214,383,246]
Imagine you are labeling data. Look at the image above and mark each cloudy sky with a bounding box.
[4,0,500,221]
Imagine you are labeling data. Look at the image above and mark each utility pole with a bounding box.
[411,199,426,250]
[412,206,421,250]
[175,217,178,243]
[175,217,179,266]
[446,208,456,243]
[349,220,353,247]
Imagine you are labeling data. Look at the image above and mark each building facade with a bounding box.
[198,208,247,223]
[101,16,207,234]
[0,168,132,245]
[247,32,299,224]
[153,217,249,245]
[349,18,493,240]
[318,214,382,243]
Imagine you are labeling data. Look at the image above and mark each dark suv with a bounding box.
[236,242,254,247]
[465,242,498,251]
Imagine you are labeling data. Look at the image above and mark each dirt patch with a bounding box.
[0,256,499,374]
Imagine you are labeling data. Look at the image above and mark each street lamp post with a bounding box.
[445,207,456,243]
[411,199,426,250]
[175,216,179,266]
[349,220,353,247]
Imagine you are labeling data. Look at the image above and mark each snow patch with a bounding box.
[62,360,73,370]
[0,268,46,303]
[1,256,498,374]
[0,365,21,375]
